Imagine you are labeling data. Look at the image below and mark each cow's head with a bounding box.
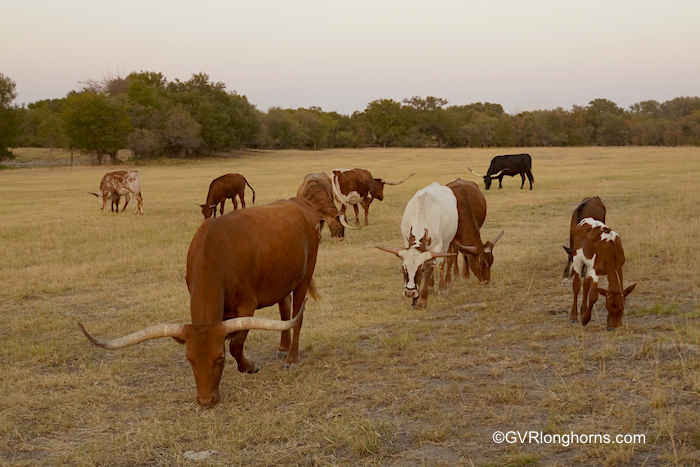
[372,173,415,200]
[456,231,504,285]
[592,283,637,330]
[200,204,217,219]
[467,168,503,191]
[329,213,364,240]
[78,309,304,407]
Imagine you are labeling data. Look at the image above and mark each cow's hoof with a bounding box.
[276,351,288,360]
[570,319,578,324]
[284,362,299,370]
[606,327,616,331]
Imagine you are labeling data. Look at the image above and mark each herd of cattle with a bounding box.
[80,153,635,406]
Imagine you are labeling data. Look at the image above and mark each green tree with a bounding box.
[63,91,132,164]
[21,99,68,152]
[362,99,407,147]
[0,73,21,160]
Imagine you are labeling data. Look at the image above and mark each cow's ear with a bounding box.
[563,246,574,255]
[594,287,608,296]
[623,283,637,297]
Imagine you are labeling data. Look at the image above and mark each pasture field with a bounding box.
[1,147,699,466]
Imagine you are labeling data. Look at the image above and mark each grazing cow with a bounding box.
[376,182,458,309]
[562,197,606,278]
[79,197,322,407]
[570,218,636,330]
[468,154,534,190]
[332,168,413,226]
[89,170,143,215]
[200,173,256,219]
[296,172,362,240]
[445,178,503,286]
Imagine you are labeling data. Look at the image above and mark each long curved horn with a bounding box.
[78,322,184,349]
[222,299,306,333]
[382,173,415,185]
[375,246,403,256]
[455,243,480,255]
[339,214,364,230]
[483,230,504,253]
[467,167,485,177]
[489,170,505,179]
[88,192,100,197]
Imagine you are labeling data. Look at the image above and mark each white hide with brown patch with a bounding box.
[377,182,458,309]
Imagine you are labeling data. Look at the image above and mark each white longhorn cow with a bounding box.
[376,182,458,309]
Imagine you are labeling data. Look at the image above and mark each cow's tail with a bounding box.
[306,278,332,314]
[245,178,256,205]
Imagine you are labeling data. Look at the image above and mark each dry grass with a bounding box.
[1,147,699,466]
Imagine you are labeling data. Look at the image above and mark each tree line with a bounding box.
[2,71,700,163]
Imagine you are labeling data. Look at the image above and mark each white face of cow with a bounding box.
[398,249,434,298]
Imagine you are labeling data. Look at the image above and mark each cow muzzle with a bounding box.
[404,288,419,299]
[196,390,221,407]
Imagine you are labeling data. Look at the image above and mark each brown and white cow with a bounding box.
[89,170,143,215]
[445,178,503,286]
[332,168,413,226]
[296,172,362,240]
[79,197,322,407]
[376,182,458,309]
[562,196,606,278]
[200,173,256,219]
[570,218,636,330]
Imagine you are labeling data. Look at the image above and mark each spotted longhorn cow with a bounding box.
[296,172,362,240]
[570,218,636,330]
[79,197,322,407]
[332,168,413,226]
[200,173,256,219]
[89,170,143,215]
[445,178,503,286]
[376,182,458,309]
[562,196,606,278]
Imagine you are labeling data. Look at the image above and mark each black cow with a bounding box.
[469,154,534,190]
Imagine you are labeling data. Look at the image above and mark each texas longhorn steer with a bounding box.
[79,197,322,407]
[332,168,413,226]
[468,154,534,190]
[200,173,256,219]
[89,170,144,215]
[445,178,503,286]
[296,172,363,240]
[570,218,636,330]
[376,182,458,309]
[562,196,606,278]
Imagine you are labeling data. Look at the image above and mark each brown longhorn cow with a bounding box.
[562,197,606,278]
[200,173,256,219]
[79,197,322,407]
[445,178,503,286]
[296,172,362,240]
[331,168,413,226]
[570,218,636,330]
[89,170,143,215]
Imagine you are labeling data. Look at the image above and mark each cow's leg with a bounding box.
[285,284,309,366]
[229,301,259,373]
[582,282,598,326]
[520,173,526,189]
[527,171,534,190]
[580,276,593,326]
[416,262,434,309]
[133,193,143,215]
[437,258,447,294]
[220,199,226,216]
[445,246,454,288]
[231,196,238,211]
[239,193,246,209]
[361,199,373,226]
[353,205,360,225]
[122,193,130,212]
[570,273,581,323]
[498,176,504,189]
[277,294,292,355]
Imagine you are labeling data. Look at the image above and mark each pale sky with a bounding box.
[2,0,699,115]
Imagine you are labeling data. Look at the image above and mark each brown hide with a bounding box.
[445,178,497,285]
[570,219,636,330]
[185,197,321,404]
[297,173,345,240]
[91,170,143,215]
[332,168,386,226]
[201,173,256,219]
[562,197,606,278]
